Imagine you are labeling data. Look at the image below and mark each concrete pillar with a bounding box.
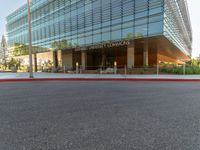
[101,50,106,67]
[81,51,87,70]
[52,51,57,69]
[62,51,73,69]
[127,41,135,69]
[57,50,62,67]
[143,39,148,66]
[33,53,37,72]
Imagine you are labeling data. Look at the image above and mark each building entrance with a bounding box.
[86,46,127,69]
[105,56,114,68]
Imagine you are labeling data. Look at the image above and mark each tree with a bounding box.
[187,58,198,66]
[126,32,133,40]
[51,39,69,50]
[13,43,47,56]
[13,43,29,56]
[135,32,143,38]
[0,35,9,70]
[196,54,200,65]
[7,57,22,70]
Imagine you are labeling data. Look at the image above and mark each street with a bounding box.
[0,81,200,150]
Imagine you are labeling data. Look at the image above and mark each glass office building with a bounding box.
[6,0,192,69]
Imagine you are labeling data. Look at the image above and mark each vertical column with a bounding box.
[127,41,135,69]
[143,39,149,66]
[33,53,37,72]
[101,50,106,67]
[57,50,62,67]
[81,51,87,70]
[52,51,57,69]
[62,51,73,69]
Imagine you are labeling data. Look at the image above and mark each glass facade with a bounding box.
[6,0,164,55]
[163,0,192,56]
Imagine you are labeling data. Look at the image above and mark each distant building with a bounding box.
[6,0,192,70]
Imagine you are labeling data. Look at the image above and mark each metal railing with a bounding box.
[36,63,200,76]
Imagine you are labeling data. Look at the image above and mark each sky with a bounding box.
[0,0,199,57]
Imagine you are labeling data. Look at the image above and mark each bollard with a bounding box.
[125,65,127,76]
[100,65,102,74]
[114,61,117,74]
[76,62,79,74]
[183,64,186,75]
[52,66,54,73]
[80,65,82,74]
[63,65,66,73]
[157,64,159,76]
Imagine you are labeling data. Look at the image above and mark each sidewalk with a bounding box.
[0,72,200,82]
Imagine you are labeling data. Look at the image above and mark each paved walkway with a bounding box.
[0,72,200,81]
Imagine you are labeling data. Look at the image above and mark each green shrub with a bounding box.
[161,65,200,74]
[140,70,144,74]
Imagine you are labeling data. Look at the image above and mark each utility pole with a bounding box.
[27,0,33,78]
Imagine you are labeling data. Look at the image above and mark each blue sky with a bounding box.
[0,0,199,57]
[187,0,200,57]
[0,0,26,35]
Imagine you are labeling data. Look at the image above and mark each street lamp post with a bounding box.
[27,0,33,78]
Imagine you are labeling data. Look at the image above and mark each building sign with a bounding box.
[104,40,130,48]
[75,40,130,51]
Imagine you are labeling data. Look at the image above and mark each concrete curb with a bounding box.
[0,78,200,82]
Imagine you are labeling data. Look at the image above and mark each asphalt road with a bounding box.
[0,81,200,150]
